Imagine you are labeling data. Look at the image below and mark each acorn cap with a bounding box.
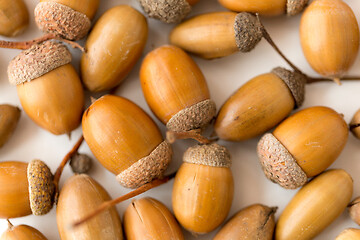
[27,159,55,216]
[272,67,306,108]
[287,0,309,16]
[34,2,91,40]
[234,12,263,53]
[183,143,231,168]
[257,133,307,189]
[166,99,216,132]
[139,0,191,23]
[8,41,72,85]
[116,140,172,188]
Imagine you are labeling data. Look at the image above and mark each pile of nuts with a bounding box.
[1,0,360,239]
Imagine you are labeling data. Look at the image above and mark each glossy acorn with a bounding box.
[172,143,234,234]
[257,106,348,189]
[81,5,148,92]
[57,174,123,240]
[8,41,84,135]
[140,45,216,132]
[0,104,21,148]
[34,0,100,40]
[276,169,353,240]
[300,0,359,83]
[214,67,306,141]
[124,197,184,240]
[0,0,29,37]
[0,222,48,240]
[336,229,360,240]
[82,95,172,188]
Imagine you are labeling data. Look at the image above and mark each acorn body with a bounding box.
[300,0,359,80]
[81,5,148,92]
[276,169,353,240]
[0,0,29,37]
[172,144,234,234]
[82,95,172,188]
[57,174,123,240]
[350,109,360,139]
[140,45,216,132]
[336,229,360,240]
[0,104,21,148]
[0,224,48,240]
[124,197,184,240]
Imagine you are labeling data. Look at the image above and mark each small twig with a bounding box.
[306,76,360,84]
[166,129,216,144]
[58,38,85,52]
[0,33,57,50]
[71,172,177,228]
[6,219,13,230]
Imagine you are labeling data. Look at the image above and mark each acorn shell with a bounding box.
[0,104,21,148]
[348,197,360,225]
[0,0,29,37]
[350,109,360,139]
[0,224,48,240]
[336,228,360,240]
[40,0,99,19]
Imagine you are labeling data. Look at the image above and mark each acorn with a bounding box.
[139,0,199,23]
[81,5,148,92]
[300,0,359,83]
[257,106,348,189]
[214,67,306,141]
[350,109,360,139]
[140,45,216,132]
[34,0,100,40]
[336,228,360,240]
[0,160,55,219]
[0,104,21,148]
[275,169,353,240]
[0,221,48,240]
[214,204,277,240]
[0,0,29,37]
[172,143,234,234]
[348,197,360,225]
[57,174,123,240]
[7,41,84,135]
[82,95,172,188]
[124,197,184,240]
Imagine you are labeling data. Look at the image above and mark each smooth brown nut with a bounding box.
[0,223,48,240]
[0,0,29,37]
[348,197,360,225]
[0,104,21,148]
[336,228,360,240]
[350,109,360,139]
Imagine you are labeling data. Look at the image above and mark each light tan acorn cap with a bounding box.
[8,41,72,85]
[287,0,309,16]
[116,140,172,188]
[34,2,91,40]
[27,159,55,216]
[183,143,231,168]
[139,0,191,23]
[166,99,216,132]
[234,12,263,53]
[257,133,307,189]
[272,67,306,108]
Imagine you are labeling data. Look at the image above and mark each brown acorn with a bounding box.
[0,0,29,37]
[82,95,172,188]
[124,197,184,240]
[336,228,360,240]
[257,106,348,189]
[34,0,100,40]
[0,160,55,219]
[348,197,360,225]
[7,41,84,135]
[0,104,21,148]
[140,45,216,132]
[81,5,148,92]
[350,109,360,139]
[214,67,306,141]
[0,221,48,240]
[172,143,234,234]
[57,174,123,240]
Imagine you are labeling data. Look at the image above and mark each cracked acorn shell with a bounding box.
[276,169,353,240]
[57,174,123,240]
[300,0,359,81]
[257,106,348,189]
[0,104,21,148]
[214,67,306,141]
[172,143,234,234]
[82,95,172,189]
[123,197,184,240]
[0,0,29,37]
[140,45,216,132]
[336,228,360,240]
[81,5,148,92]
[0,223,48,240]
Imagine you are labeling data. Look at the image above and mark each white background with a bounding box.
[1,0,360,239]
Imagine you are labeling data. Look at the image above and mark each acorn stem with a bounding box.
[166,129,215,144]
[0,33,57,50]
[306,76,360,84]
[71,172,177,228]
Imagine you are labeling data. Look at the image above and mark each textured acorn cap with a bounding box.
[257,133,307,189]
[8,41,72,85]
[27,159,55,216]
[34,2,91,40]
[272,67,306,108]
[139,0,191,23]
[166,99,216,132]
[183,143,231,168]
[234,12,263,53]
[287,0,309,16]
[116,140,172,188]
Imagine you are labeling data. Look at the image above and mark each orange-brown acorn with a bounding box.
[257,106,348,189]
[336,228,360,240]
[82,95,172,188]
[350,109,360,139]
[0,104,21,148]
[0,221,48,240]
[348,197,360,225]
[0,0,29,37]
